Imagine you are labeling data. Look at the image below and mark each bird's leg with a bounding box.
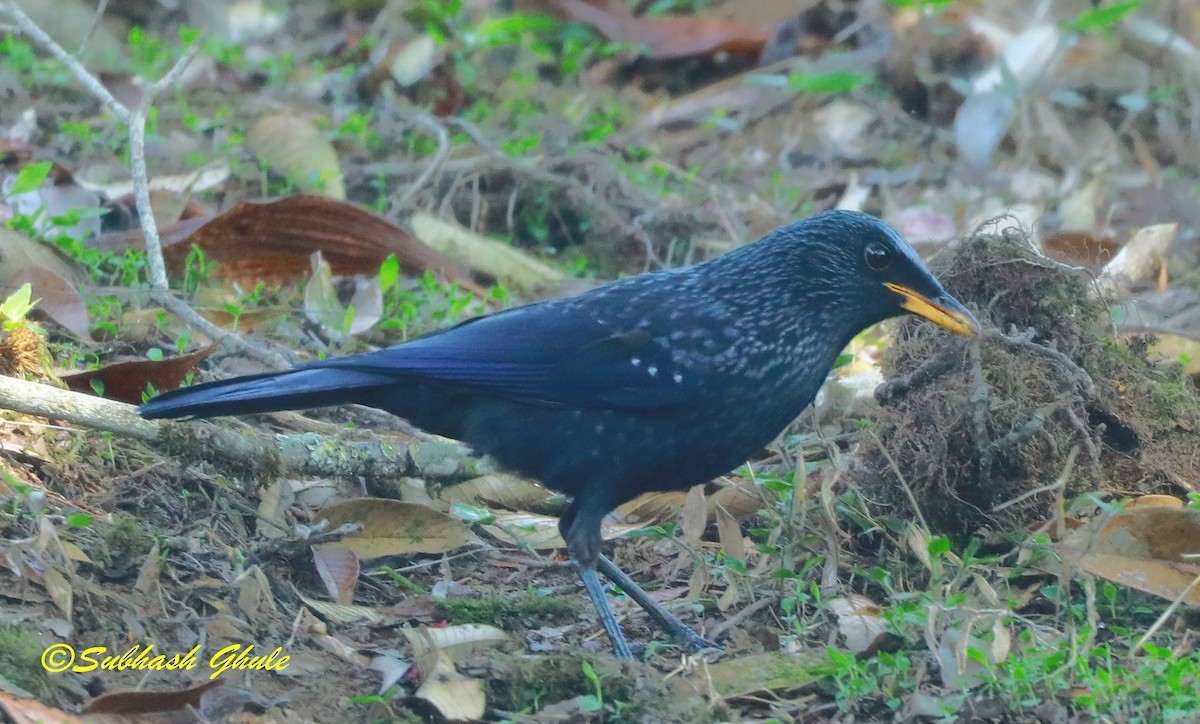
[561,501,633,659]
[596,554,722,653]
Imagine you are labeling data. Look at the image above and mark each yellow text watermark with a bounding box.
[41,643,291,680]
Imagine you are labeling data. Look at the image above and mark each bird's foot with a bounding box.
[663,622,722,655]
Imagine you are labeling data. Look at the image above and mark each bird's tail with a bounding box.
[138,368,391,420]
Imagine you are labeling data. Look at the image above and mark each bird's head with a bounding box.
[776,210,981,338]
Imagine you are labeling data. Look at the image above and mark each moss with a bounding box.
[859,227,1200,536]
[484,651,719,722]
[0,625,60,701]
[103,512,153,561]
[436,594,581,629]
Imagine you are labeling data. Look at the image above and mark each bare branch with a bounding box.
[131,37,203,290]
[0,375,493,484]
[391,107,451,212]
[76,0,109,57]
[0,1,130,122]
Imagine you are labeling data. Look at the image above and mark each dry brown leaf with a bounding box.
[680,484,708,545]
[89,194,482,293]
[484,511,638,550]
[413,650,485,721]
[0,690,84,723]
[298,594,386,625]
[439,474,556,512]
[255,480,295,540]
[1059,505,1200,605]
[553,0,772,60]
[61,345,216,403]
[714,503,744,560]
[234,565,277,620]
[1042,230,1120,269]
[317,498,475,559]
[313,545,360,605]
[615,477,768,525]
[0,227,91,339]
[40,566,72,620]
[83,680,223,715]
[827,594,887,655]
[246,114,344,199]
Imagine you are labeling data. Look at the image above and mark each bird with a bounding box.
[140,209,979,659]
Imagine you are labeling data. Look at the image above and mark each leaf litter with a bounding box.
[0,0,1199,721]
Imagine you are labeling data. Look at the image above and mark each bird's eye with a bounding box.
[864,242,891,271]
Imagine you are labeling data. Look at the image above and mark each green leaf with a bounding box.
[787,71,871,94]
[927,535,951,555]
[577,694,603,712]
[1073,0,1142,30]
[10,161,53,195]
[451,502,494,525]
[0,283,37,322]
[67,513,94,527]
[146,347,164,361]
[832,352,854,369]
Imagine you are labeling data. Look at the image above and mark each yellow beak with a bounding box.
[884,282,981,337]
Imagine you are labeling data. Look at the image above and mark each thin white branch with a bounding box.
[0,1,130,122]
[131,37,203,291]
[0,7,293,368]
[76,0,109,57]
[392,107,450,211]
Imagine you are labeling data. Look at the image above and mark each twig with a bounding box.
[982,328,1095,398]
[0,2,130,121]
[707,594,779,642]
[0,375,494,484]
[133,36,204,290]
[391,107,450,212]
[866,428,931,533]
[992,444,1078,513]
[76,0,109,57]
[874,344,957,404]
[1131,570,1200,657]
[0,4,295,368]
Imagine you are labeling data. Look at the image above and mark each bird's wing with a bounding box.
[305,291,724,410]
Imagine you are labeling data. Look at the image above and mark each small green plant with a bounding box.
[1,284,38,331]
[1072,0,1143,31]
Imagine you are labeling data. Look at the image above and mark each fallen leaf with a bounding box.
[0,227,91,339]
[88,195,482,293]
[317,498,475,559]
[552,0,772,60]
[1096,223,1179,297]
[303,251,384,338]
[1058,504,1200,605]
[83,680,223,715]
[827,594,887,655]
[246,114,344,198]
[0,690,85,723]
[62,345,216,403]
[483,511,638,550]
[411,212,566,292]
[74,159,230,199]
[714,504,744,560]
[439,474,558,512]
[299,594,386,625]
[413,650,485,721]
[313,545,360,605]
[702,651,827,698]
